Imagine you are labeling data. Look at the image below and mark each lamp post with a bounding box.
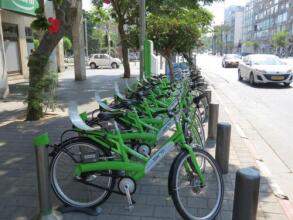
[84,18,88,57]
[106,22,111,56]
[139,0,146,80]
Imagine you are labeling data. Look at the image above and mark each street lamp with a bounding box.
[139,0,146,80]
[84,18,88,57]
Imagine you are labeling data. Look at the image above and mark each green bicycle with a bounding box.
[49,97,224,220]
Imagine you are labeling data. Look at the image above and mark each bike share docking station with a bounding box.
[33,133,102,218]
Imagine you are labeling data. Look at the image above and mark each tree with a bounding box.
[271,31,288,51]
[213,24,229,55]
[92,0,139,78]
[63,36,72,56]
[201,35,213,51]
[147,7,212,81]
[245,41,260,53]
[27,0,78,120]
[84,8,111,55]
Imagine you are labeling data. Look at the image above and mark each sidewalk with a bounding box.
[0,66,290,219]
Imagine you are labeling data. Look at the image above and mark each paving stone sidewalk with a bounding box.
[0,67,289,220]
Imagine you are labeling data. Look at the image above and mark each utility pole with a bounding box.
[72,0,86,80]
[84,18,88,57]
[220,29,223,56]
[225,33,228,54]
[106,22,111,56]
[139,0,146,80]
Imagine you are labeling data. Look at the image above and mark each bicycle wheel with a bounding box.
[50,138,115,208]
[193,91,209,123]
[184,121,204,150]
[169,149,224,220]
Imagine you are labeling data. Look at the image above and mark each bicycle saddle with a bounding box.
[114,82,127,100]
[68,102,99,131]
[98,111,125,121]
[95,92,115,112]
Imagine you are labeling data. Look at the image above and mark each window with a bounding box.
[2,23,18,40]
[94,55,100,59]
[100,54,109,59]
[25,27,33,42]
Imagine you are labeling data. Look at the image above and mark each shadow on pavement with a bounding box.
[0,116,276,220]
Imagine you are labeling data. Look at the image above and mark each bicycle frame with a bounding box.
[74,113,206,185]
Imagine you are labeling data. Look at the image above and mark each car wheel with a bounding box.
[111,63,118,69]
[249,73,255,86]
[284,82,291,87]
[238,69,243,81]
[222,62,226,68]
[90,63,97,69]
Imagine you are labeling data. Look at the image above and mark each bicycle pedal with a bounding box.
[124,184,135,211]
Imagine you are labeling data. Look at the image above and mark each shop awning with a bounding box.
[0,0,39,16]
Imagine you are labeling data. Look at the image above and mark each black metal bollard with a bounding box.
[34,133,59,220]
[215,123,231,174]
[208,103,219,139]
[232,168,260,220]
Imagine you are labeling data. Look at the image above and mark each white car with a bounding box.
[222,54,241,68]
[88,54,121,69]
[238,54,293,87]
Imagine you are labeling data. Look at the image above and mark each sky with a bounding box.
[82,0,93,11]
[82,0,248,25]
[205,0,248,25]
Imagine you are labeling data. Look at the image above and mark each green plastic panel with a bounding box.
[33,133,49,147]
[144,40,153,79]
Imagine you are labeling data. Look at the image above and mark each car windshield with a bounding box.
[251,56,284,65]
[226,54,240,59]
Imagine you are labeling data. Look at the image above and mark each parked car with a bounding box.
[238,54,293,87]
[64,56,89,64]
[129,52,139,61]
[222,54,242,68]
[88,54,121,69]
[64,55,74,63]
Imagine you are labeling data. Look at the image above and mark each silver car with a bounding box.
[238,54,293,87]
[222,54,241,68]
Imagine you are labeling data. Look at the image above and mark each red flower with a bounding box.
[48,17,60,34]
[104,0,111,4]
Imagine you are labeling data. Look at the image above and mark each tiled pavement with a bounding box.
[0,66,290,220]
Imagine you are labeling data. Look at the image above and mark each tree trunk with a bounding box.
[182,52,195,69]
[165,52,174,82]
[118,21,130,78]
[26,1,74,120]
[26,33,64,120]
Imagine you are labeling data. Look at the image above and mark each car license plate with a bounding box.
[271,76,284,80]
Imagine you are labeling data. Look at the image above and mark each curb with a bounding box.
[206,78,293,220]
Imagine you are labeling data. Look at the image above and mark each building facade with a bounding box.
[0,0,64,78]
[242,0,293,55]
[224,5,244,53]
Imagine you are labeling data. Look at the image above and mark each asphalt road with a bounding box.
[197,54,293,200]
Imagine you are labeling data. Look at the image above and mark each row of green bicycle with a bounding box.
[47,69,224,220]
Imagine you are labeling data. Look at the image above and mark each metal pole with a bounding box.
[139,0,146,80]
[107,22,111,56]
[205,90,212,104]
[232,168,260,220]
[225,34,228,54]
[208,103,219,139]
[215,122,231,174]
[34,134,59,220]
[84,18,88,57]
